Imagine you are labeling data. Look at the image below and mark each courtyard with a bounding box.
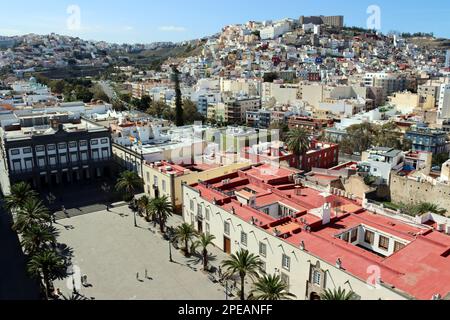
[53,204,230,300]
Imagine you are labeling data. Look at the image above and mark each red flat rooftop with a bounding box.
[190,163,450,300]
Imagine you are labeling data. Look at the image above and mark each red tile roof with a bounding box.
[190,163,450,299]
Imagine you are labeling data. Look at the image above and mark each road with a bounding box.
[98,80,117,101]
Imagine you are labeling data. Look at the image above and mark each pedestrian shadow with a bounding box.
[57,223,75,231]
[109,210,129,218]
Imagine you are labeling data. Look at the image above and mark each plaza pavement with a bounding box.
[53,205,231,300]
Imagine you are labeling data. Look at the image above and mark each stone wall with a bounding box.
[390,174,450,211]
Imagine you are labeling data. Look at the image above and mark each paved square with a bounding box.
[53,206,227,300]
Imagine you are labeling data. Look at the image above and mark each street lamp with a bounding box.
[225,280,229,301]
[47,193,57,225]
[169,240,173,263]
[72,275,78,295]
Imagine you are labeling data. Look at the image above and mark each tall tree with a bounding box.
[27,250,66,300]
[171,65,184,127]
[147,100,170,119]
[137,195,151,220]
[341,122,379,154]
[115,171,143,202]
[174,223,197,256]
[222,249,263,301]
[183,99,204,124]
[249,274,297,301]
[195,233,216,271]
[21,224,58,256]
[286,128,311,164]
[148,196,173,233]
[4,182,38,213]
[13,199,51,234]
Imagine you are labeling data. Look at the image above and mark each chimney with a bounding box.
[336,258,342,269]
[322,202,331,225]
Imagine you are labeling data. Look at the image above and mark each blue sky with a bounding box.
[0,0,449,43]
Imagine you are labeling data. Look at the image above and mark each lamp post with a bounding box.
[72,275,78,295]
[225,280,229,301]
[169,240,173,263]
[47,193,56,225]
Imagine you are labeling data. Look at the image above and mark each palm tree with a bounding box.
[21,223,58,256]
[13,199,51,234]
[286,128,311,165]
[195,233,216,271]
[401,202,447,217]
[148,196,173,233]
[115,171,143,202]
[250,274,297,301]
[137,195,151,219]
[3,182,38,213]
[174,223,197,256]
[222,249,263,301]
[320,287,355,300]
[27,250,66,300]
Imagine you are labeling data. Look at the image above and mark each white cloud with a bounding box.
[123,26,134,31]
[158,25,186,32]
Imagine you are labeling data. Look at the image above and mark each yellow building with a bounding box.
[143,160,250,213]
[389,91,436,114]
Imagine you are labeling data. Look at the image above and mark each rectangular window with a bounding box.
[102,148,109,159]
[190,200,194,212]
[81,151,88,161]
[342,232,350,242]
[379,235,390,251]
[24,158,33,170]
[162,180,167,192]
[281,273,290,289]
[36,145,45,153]
[58,143,67,150]
[70,153,78,163]
[79,140,88,147]
[92,150,99,160]
[60,154,67,164]
[47,144,56,151]
[10,149,20,156]
[154,176,158,187]
[12,160,21,172]
[224,222,230,236]
[282,254,291,271]
[313,271,322,286]
[48,156,57,166]
[241,232,248,247]
[69,141,77,149]
[23,147,32,154]
[205,223,210,235]
[101,138,108,144]
[260,261,266,273]
[351,229,358,243]
[38,157,46,168]
[259,242,267,258]
[205,208,210,221]
[394,241,406,253]
[365,230,375,245]
[198,204,203,217]
[91,140,99,146]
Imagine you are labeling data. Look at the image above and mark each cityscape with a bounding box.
[1,0,450,306]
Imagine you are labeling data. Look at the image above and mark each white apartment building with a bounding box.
[182,164,450,300]
[438,84,450,119]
